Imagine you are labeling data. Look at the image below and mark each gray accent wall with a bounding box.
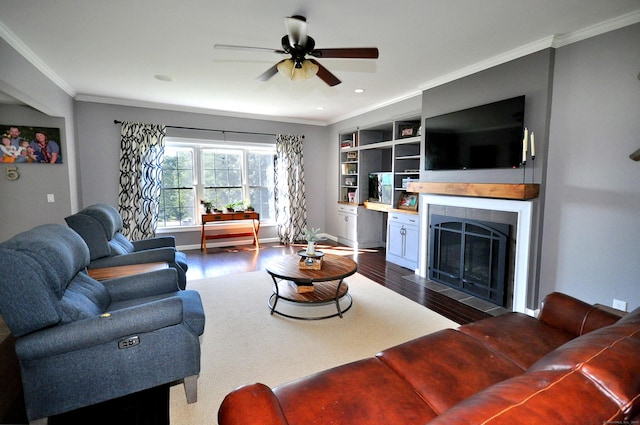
[0,38,76,242]
[540,23,640,310]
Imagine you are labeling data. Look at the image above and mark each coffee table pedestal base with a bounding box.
[268,279,352,320]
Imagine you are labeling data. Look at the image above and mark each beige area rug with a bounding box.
[170,271,459,425]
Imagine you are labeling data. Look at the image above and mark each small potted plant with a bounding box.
[243,200,254,211]
[225,201,242,213]
[302,227,321,256]
[200,199,214,214]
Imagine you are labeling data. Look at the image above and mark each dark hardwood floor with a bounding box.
[0,240,490,424]
[185,240,491,324]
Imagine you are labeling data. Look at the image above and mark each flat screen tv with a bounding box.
[424,95,525,171]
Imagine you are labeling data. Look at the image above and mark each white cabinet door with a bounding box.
[403,223,420,264]
[387,220,405,259]
[386,212,419,270]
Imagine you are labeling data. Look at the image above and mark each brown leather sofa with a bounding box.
[218,292,640,425]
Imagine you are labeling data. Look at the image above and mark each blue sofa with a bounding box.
[65,203,189,289]
[0,224,205,423]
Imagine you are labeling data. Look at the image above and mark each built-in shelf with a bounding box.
[407,182,540,200]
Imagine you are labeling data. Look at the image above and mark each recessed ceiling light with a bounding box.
[316,106,325,111]
[354,88,365,94]
[154,74,173,82]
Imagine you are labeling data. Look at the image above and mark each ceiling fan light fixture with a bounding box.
[277,59,318,81]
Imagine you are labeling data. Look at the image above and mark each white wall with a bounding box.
[540,23,640,311]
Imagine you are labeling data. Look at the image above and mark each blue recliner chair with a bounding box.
[65,203,189,289]
[0,224,205,423]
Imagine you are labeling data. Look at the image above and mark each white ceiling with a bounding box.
[1,1,639,125]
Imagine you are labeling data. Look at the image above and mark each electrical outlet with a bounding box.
[47,193,55,203]
[613,299,627,312]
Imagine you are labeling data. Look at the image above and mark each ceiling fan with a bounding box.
[214,15,379,86]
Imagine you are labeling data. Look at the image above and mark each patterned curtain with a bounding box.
[118,122,166,240]
[274,134,307,244]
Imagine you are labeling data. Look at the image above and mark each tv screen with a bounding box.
[425,96,525,171]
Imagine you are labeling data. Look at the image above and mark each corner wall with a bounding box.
[0,38,76,241]
[541,23,640,310]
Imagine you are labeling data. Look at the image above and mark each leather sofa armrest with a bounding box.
[218,383,290,425]
[132,236,176,251]
[102,268,180,300]
[538,292,620,336]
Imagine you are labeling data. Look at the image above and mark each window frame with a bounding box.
[159,137,276,228]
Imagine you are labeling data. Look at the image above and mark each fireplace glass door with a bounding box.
[429,215,509,306]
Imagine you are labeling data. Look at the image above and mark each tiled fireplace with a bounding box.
[417,193,536,315]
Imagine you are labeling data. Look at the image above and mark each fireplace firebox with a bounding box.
[429,215,510,306]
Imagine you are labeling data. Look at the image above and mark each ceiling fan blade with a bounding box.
[308,59,341,86]
[286,15,308,48]
[310,47,379,59]
[257,62,282,81]
[214,44,285,54]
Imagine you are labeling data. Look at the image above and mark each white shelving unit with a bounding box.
[337,115,421,251]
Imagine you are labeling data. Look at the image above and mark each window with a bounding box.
[158,139,275,228]
[158,147,195,227]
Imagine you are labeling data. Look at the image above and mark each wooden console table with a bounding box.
[201,212,260,253]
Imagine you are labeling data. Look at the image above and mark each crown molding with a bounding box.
[74,94,328,127]
[0,21,76,97]
[552,9,640,47]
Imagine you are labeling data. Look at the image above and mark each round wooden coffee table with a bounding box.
[266,253,357,320]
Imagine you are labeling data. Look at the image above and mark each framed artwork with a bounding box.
[397,191,418,211]
[398,124,420,139]
[1,124,62,164]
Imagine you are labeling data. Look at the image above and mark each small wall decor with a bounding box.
[397,191,418,211]
[397,123,420,139]
[1,125,62,164]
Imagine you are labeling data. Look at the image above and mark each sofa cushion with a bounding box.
[1,224,90,298]
[428,370,626,425]
[529,316,640,420]
[0,224,91,336]
[109,232,135,255]
[272,358,438,425]
[59,273,111,322]
[82,203,124,239]
[0,248,63,337]
[376,329,524,414]
[537,291,621,335]
[458,312,576,370]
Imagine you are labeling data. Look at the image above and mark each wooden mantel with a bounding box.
[406,182,540,200]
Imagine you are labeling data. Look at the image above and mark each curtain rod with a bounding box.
[113,120,302,138]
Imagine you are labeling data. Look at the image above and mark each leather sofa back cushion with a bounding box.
[428,370,626,425]
[458,312,575,370]
[529,318,640,419]
[376,329,523,414]
[538,292,620,335]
